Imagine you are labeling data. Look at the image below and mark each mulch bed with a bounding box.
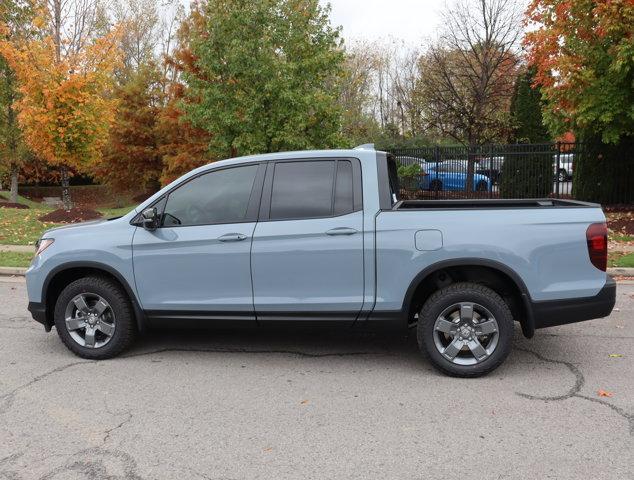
[0,202,29,209]
[38,207,103,223]
[606,211,634,236]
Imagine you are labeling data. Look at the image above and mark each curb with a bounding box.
[609,267,634,276]
[1,266,633,278]
[0,266,27,276]
[0,244,33,253]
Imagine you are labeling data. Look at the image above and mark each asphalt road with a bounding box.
[1,277,632,480]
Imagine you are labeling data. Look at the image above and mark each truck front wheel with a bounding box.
[53,276,137,359]
[416,282,513,377]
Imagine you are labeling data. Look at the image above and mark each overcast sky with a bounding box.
[322,0,446,47]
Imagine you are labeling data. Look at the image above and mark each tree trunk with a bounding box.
[61,166,72,211]
[466,140,476,194]
[9,164,18,204]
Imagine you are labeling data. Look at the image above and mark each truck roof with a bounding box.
[188,147,380,174]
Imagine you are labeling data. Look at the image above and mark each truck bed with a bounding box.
[392,198,599,210]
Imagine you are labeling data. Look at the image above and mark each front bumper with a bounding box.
[27,301,51,332]
[531,276,617,329]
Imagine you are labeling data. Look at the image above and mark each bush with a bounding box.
[397,162,422,193]
[573,135,634,204]
[499,155,552,198]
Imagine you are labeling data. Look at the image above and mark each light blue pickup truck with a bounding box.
[25,146,615,376]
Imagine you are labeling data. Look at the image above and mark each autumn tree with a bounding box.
[0,1,120,210]
[111,0,159,73]
[184,0,345,159]
[417,0,522,146]
[524,0,633,203]
[158,82,211,183]
[157,2,210,183]
[95,0,170,192]
[97,64,163,192]
[415,0,522,190]
[339,43,382,146]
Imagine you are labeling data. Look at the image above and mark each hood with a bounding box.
[42,218,108,236]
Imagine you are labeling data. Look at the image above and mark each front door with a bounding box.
[132,163,264,322]
[251,159,364,322]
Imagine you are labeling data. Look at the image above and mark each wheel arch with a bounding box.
[402,258,535,338]
[42,262,145,332]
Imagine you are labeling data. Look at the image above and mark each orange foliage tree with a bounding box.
[524,0,634,143]
[524,0,634,203]
[97,64,164,193]
[0,13,121,209]
[157,3,211,184]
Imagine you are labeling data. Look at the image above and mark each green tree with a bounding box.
[509,67,549,143]
[184,0,345,159]
[525,0,634,203]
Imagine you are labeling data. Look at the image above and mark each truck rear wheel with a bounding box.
[53,276,136,359]
[475,180,488,192]
[416,282,513,377]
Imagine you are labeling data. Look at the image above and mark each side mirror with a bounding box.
[141,207,159,231]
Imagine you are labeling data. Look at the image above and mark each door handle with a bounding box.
[218,233,248,242]
[325,227,358,236]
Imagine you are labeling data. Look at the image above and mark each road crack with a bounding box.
[102,410,134,445]
[0,360,94,414]
[516,347,634,435]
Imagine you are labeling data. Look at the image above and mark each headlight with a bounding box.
[35,238,54,256]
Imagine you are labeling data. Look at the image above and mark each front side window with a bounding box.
[162,164,259,226]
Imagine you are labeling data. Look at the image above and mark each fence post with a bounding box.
[489,145,494,199]
[555,142,561,198]
[434,145,440,200]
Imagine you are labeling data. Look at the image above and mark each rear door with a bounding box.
[251,158,364,322]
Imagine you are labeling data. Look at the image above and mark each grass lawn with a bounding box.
[608,252,634,268]
[611,233,634,243]
[0,190,136,245]
[0,251,33,268]
[0,193,61,245]
[98,205,136,218]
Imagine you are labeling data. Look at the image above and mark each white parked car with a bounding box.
[553,153,574,181]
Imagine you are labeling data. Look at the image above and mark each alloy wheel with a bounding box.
[64,293,116,348]
[432,302,499,366]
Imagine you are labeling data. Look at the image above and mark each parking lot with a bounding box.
[1,277,632,479]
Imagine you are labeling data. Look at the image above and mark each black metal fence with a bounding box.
[389,142,633,204]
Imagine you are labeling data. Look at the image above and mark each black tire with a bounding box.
[429,179,443,191]
[53,276,136,359]
[475,180,488,192]
[416,282,513,377]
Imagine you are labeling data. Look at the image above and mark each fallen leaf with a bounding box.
[263,447,273,452]
[597,390,613,397]
[608,354,623,358]
[300,399,309,405]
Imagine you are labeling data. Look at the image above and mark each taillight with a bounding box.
[586,223,607,271]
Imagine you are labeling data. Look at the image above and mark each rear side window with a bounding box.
[162,164,259,226]
[270,161,335,220]
[334,160,353,215]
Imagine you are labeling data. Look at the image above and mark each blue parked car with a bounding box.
[420,160,492,192]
